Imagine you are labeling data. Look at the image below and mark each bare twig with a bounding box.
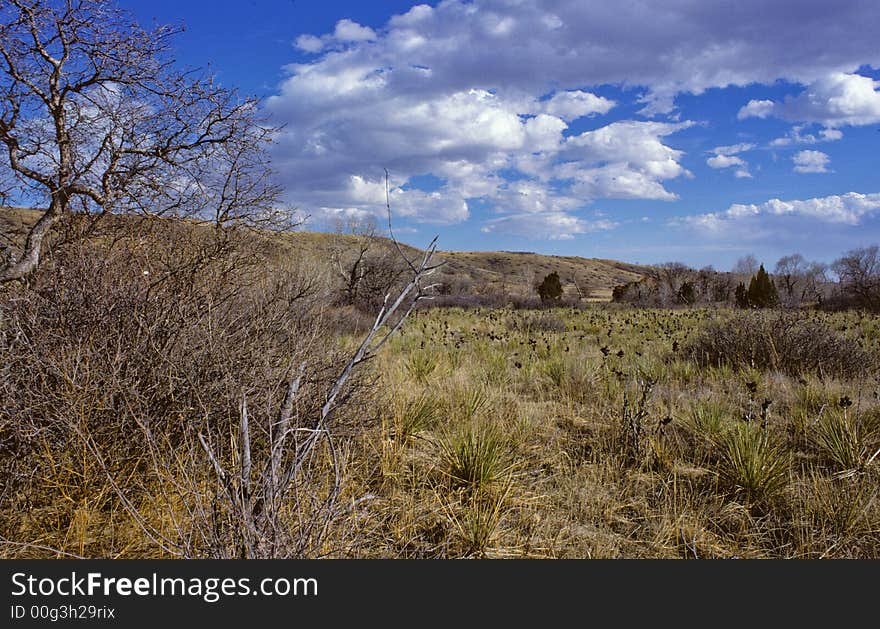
[0,537,87,559]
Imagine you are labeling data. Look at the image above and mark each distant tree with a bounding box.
[612,279,650,305]
[832,245,880,309]
[734,282,749,308]
[732,254,759,277]
[332,216,378,306]
[746,264,779,308]
[331,216,407,312]
[695,266,714,301]
[657,261,692,306]
[802,261,829,304]
[710,272,734,303]
[537,271,564,304]
[774,254,808,307]
[611,283,629,302]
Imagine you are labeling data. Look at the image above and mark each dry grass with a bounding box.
[354,306,880,558]
[434,250,646,301]
[3,211,880,559]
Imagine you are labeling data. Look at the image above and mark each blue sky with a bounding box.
[121,0,880,270]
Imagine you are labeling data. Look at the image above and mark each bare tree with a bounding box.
[732,254,759,277]
[833,245,880,309]
[657,261,692,306]
[711,273,734,303]
[330,214,410,312]
[774,253,808,307]
[802,261,828,304]
[332,216,377,305]
[0,0,287,283]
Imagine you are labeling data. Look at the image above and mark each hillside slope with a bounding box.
[1,207,649,301]
[435,250,646,301]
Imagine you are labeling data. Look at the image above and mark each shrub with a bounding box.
[734,282,749,308]
[677,281,696,305]
[686,311,875,378]
[0,214,436,558]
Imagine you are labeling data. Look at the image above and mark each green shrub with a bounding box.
[536,272,564,304]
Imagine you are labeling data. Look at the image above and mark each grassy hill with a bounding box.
[1,206,650,301]
[434,250,646,301]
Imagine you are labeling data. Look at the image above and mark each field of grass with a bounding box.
[4,296,880,558]
[2,211,878,559]
[340,306,880,558]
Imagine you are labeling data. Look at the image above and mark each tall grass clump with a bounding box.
[404,351,438,382]
[392,394,440,442]
[450,386,490,422]
[719,424,790,504]
[811,408,880,476]
[541,356,598,403]
[438,422,513,490]
[506,311,567,334]
[687,400,729,439]
[442,486,511,558]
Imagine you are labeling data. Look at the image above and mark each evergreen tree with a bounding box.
[746,264,779,308]
[537,271,564,303]
[734,282,749,308]
[677,281,696,305]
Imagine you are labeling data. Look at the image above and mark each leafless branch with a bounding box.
[1,0,293,283]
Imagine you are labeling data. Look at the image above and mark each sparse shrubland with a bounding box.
[355,305,880,558]
[5,0,880,562]
[3,216,880,559]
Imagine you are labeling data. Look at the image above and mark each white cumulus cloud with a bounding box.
[739,73,880,127]
[294,34,324,53]
[334,19,377,42]
[706,143,753,177]
[737,99,775,119]
[707,154,746,169]
[792,150,831,174]
[769,125,843,147]
[542,90,616,122]
[481,213,617,240]
[270,1,880,235]
[712,143,756,156]
[676,192,880,237]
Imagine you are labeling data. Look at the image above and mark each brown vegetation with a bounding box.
[4,225,880,559]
